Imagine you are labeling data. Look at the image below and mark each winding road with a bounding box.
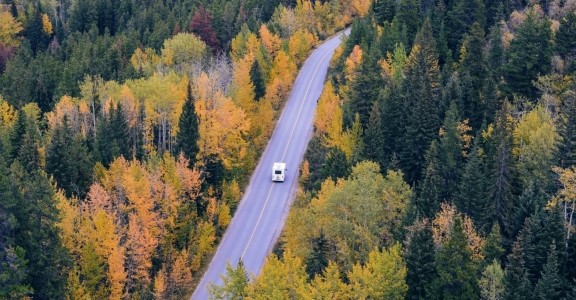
[191,29,348,300]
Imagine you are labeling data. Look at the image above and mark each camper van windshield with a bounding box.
[275,170,282,174]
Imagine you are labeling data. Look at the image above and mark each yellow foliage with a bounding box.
[0,11,23,47]
[288,29,318,65]
[0,97,17,129]
[350,0,372,17]
[432,203,485,260]
[42,13,53,35]
[108,245,127,299]
[259,24,282,57]
[231,54,257,114]
[315,82,342,139]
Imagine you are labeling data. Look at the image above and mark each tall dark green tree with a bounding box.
[346,44,384,128]
[175,84,200,166]
[534,243,562,300]
[250,59,265,101]
[438,102,464,202]
[400,18,442,184]
[414,141,442,219]
[556,13,576,59]
[394,0,422,47]
[558,93,576,168]
[305,230,335,279]
[483,223,505,267]
[486,102,517,235]
[320,147,351,182]
[80,241,109,299]
[503,238,533,300]
[9,110,28,163]
[405,221,436,300]
[446,0,486,55]
[431,217,479,300]
[363,102,386,169]
[503,10,553,99]
[456,137,489,224]
[373,0,396,24]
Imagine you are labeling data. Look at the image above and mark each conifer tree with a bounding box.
[503,238,532,300]
[483,223,505,266]
[558,93,576,168]
[306,230,335,279]
[373,0,396,24]
[80,241,109,299]
[459,22,487,130]
[394,0,422,46]
[405,222,436,300]
[175,84,200,166]
[486,102,516,235]
[400,18,442,184]
[250,59,265,101]
[446,0,486,55]
[556,12,576,59]
[209,260,248,299]
[415,141,442,219]
[320,148,350,182]
[456,137,488,224]
[363,102,386,169]
[110,103,130,159]
[503,10,552,99]
[534,243,562,300]
[9,110,27,162]
[438,102,463,202]
[346,44,384,128]
[431,217,479,300]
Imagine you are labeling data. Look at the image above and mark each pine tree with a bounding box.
[405,222,436,300]
[373,0,396,24]
[346,44,384,128]
[556,12,576,59]
[9,110,27,163]
[363,102,386,169]
[558,93,576,168]
[175,84,200,166]
[503,10,552,99]
[446,0,486,55]
[486,102,517,236]
[415,141,442,219]
[504,238,533,300]
[250,59,265,101]
[534,243,562,300]
[400,19,442,184]
[438,102,463,202]
[394,0,422,47]
[110,103,130,159]
[483,223,505,267]
[431,217,479,300]
[306,230,335,279]
[459,22,487,130]
[456,137,488,224]
[320,147,351,182]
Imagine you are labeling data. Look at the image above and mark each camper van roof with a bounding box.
[273,162,286,169]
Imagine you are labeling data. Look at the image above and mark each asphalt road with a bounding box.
[191,30,348,300]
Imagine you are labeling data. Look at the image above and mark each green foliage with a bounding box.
[414,141,442,219]
[479,260,505,300]
[209,260,248,300]
[250,59,266,101]
[503,10,553,99]
[405,222,436,300]
[305,230,336,279]
[175,84,200,166]
[534,243,562,300]
[504,239,533,300]
[556,13,576,59]
[431,217,479,300]
[80,241,109,299]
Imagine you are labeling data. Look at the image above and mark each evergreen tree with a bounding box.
[46,117,93,198]
[503,238,532,300]
[558,93,576,168]
[305,230,335,279]
[405,222,436,300]
[503,10,553,99]
[534,243,562,300]
[250,59,265,101]
[109,103,130,159]
[9,110,27,163]
[12,169,69,299]
[373,0,396,24]
[431,217,479,300]
[438,102,463,202]
[456,137,488,224]
[346,44,384,128]
[400,18,442,184]
[567,235,576,283]
[483,223,505,267]
[209,260,248,299]
[556,13,576,59]
[175,84,200,166]
[394,0,422,47]
[486,24,505,81]
[486,102,517,235]
[320,148,351,182]
[363,102,386,169]
[414,141,442,219]
[446,0,486,55]
[380,83,405,166]
[459,22,488,130]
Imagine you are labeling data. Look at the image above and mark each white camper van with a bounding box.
[272,162,286,182]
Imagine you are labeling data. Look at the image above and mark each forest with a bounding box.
[0,0,369,298]
[210,0,576,299]
[1,0,575,298]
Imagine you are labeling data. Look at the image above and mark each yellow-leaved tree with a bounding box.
[0,11,23,47]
